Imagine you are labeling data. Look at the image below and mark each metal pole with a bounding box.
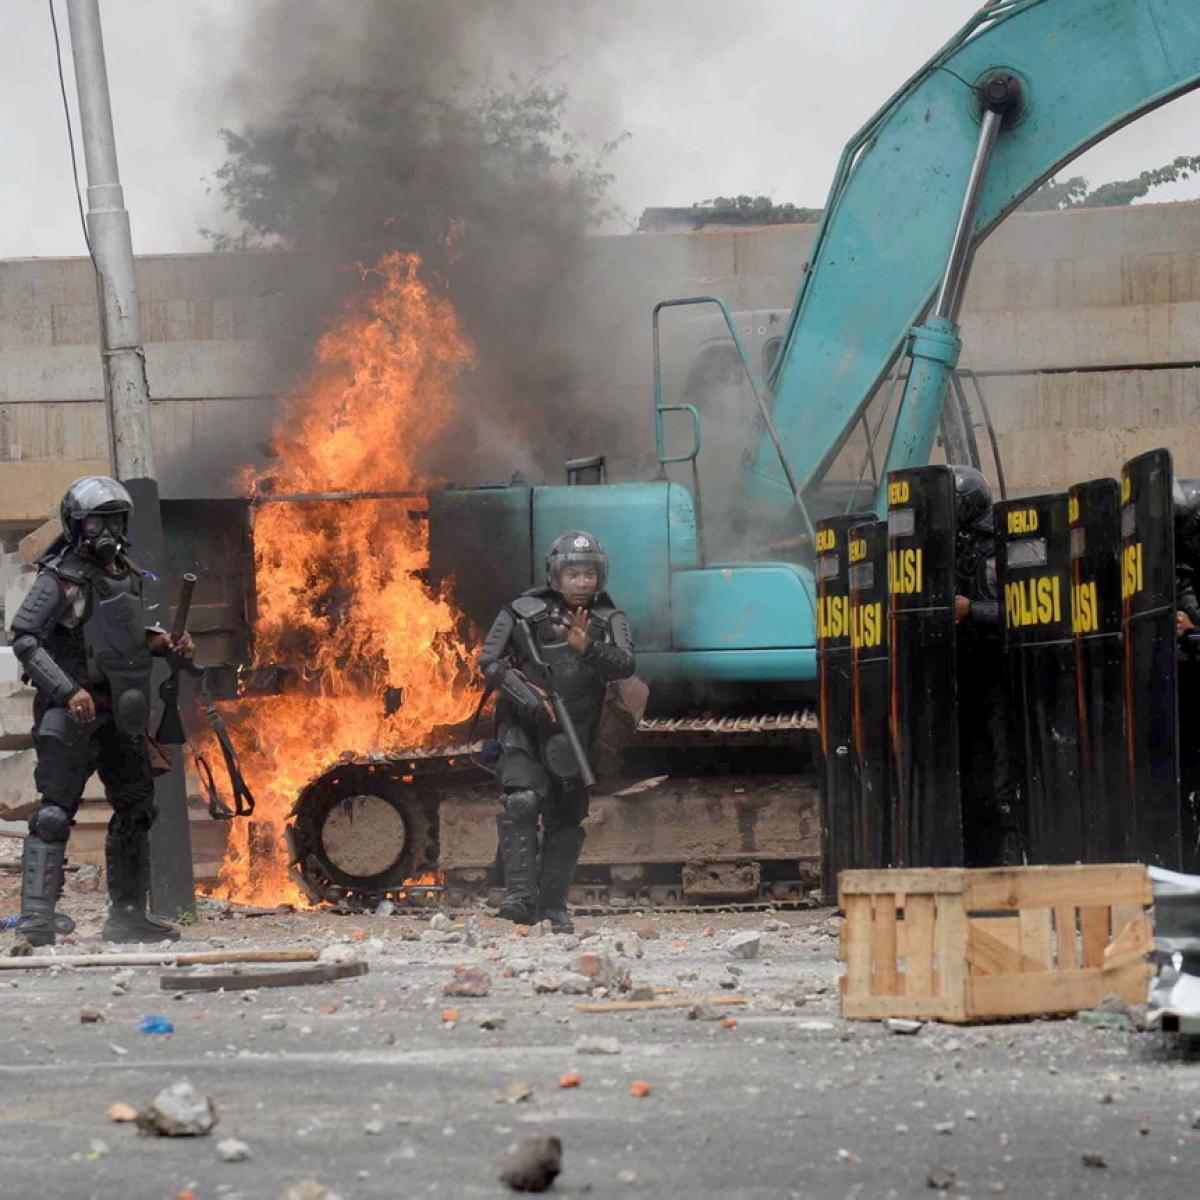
[65,0,195,919]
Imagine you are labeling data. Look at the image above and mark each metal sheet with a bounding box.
[1121,448,1182,869]
[995,492,1082,863]
[849,519,890,869]
[816,512,875,896]
[1068,478,1130,862]
[887,466,962,868]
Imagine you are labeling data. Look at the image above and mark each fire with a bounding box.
[207,250,480,906]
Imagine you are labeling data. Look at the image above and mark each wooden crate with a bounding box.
[839,864,1154,1022]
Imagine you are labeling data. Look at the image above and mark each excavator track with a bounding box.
[283,712,819,911]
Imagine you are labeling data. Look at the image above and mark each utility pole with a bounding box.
[65,0,195,919]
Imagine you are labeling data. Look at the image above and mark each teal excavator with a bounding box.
[292,0,1200,907]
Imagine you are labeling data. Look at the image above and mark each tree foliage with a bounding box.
[690,195,824,226]
[1021,155,1200,212]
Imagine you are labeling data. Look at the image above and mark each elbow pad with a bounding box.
[584,611,636,678]
[12,635,77,705]
[484,661,544,720]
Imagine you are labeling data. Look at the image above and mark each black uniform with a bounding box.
[9,536,176,945]
[477,587,635,926]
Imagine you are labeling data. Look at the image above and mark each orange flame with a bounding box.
[208,250,480,905]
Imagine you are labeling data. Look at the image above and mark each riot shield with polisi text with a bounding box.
[996,493,1082,863]
[1121,447,1182,869]
[1068,478,1130,862]
[887,466,962,868]
[816,512,876,898]
[849,518,890,869]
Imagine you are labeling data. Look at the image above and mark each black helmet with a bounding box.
[546,530,608,592]
[59,475,133,564]
[1175,477,1200,559]
[950,465,992,533]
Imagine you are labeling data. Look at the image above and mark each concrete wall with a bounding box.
[3,201,1200,526]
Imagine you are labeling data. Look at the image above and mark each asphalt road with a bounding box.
[0,906,1198,1199]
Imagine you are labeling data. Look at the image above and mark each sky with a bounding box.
[3,0,1200,259]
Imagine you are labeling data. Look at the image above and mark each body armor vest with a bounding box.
[80,567,152,735]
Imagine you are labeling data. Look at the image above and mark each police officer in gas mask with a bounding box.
[950,466,1024,865]
[8,477,193,946]
[477,531,636,933]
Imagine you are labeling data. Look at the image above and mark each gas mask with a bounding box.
[78,512,127,565]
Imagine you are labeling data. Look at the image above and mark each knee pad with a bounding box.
[29,804,72,843]
[502,789,540,823]
[109,802,156,840]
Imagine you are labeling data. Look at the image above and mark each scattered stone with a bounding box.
[110,970,134,995]
[443,967,491,998]
[837,1148,861,1165]
[773,988,807,1009]
[498,1135,562,1193]
[617,1168,638,1185]
[638,924,659,941]
[363,1119,384,1136]
[275,1182,341,1200]
[886,1018,923,1036]
[558,1072,582,1089]
[217,1137,252,1162]
[1077,1009,1132,1031]
[479,1012,507,1030]
[507,957,537,976]
[558,973,594,996]
[725,931,761,960]
[927,1165,957,1190]
[532,973,561,994]
[261,1013,288,1031]
[530,919,555,938]
[628,1080,652,1098]
[612,934,643,960]
[688,1002,723,1023]
[317,944,359,965]
[429,912,454,932]
[574,1035,621,1056]
[106,1102,137,1123]
[373,899,395,917]
[934,1121,955,1136]
[86,1138,108,1159]
[1095,993,1130,1014]
[627,986,656,1002]
[1191,1110,1200,1130]
[136,1079,217,1137]
[79,1006,105,1024]
[495,1081,535,1105]
[1081,1152,1107,1169]
[68,864,101,893]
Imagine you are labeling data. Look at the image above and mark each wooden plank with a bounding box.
[162,961,368,992]
[841,991,966,1022]
[0,948,318,972]
[1079,906,1111,968]
[1019,906,1054,970]
[904,894,936,997]
[842,895,872,999]
[1111,904,1146,937]
[841,869,966,896]
[1053,906,1078,970]
[964,864,1150,910]
[1103,914,1154,970]
[965,921,1045,976]
[967,961,1151,1019]
[870,894,899,996]
[935,893,968,1021]
[576,995,746,1014]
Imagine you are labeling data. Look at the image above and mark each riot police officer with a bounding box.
[477,531,636,933]
[950,465,1023,865]
[1175,478,1200,638]
[8,477,193,946]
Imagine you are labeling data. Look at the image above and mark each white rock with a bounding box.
[725,931,761,960]
[260,1013,288,1031]
[558,973,595,995]
[217,1137,251,1162]
[574,1035,621,1055]
[363,1119,385,1136]
[429,912,454,931]
[141,1079,217,1137]
[110,970,134,995]
[318,944,360,964]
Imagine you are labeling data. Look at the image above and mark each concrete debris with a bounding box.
[110,970,134,995]
[79,1006,105,1024]
[317,944,360,965]
[532,973,561,994]
[688,1001,725,1021]
[86,1138,108,1159]
[363,1119,384,1135]
[68,864,101,894]
[617,1168,639,1185]
[507,957,537,976]
[885,1018,923,1035]
[1077,1009,1133,1031]
[1081,1153,1107,1168]
[275,1182,342,1200]
[442,967,491,998]
[611,934,643,960]
[498,1135,562,1193]
[261,1013,288,1031]
[136,1079,217,1137]
[373,900,395,917]
[478,1012,507,1030]
[558,973,595,995]
[429,913,454,932]
[529,920,554,938]
[496,1080,535,1105]
[934,1121,955,1135]
[216,1137,252,1162]
[1095,993,1130,1014]
[574,1035,621,1055]
[927,1165,957,1190]
[106,1103,137,1123]
[837,1148,861,1165]
[726,931,761,959]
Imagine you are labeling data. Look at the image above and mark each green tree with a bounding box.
[1021,155,1200,212]
[689,195,824,226]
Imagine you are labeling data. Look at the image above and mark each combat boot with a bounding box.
[537,825,585,934]
[15,834,67,948]
[495,813,540,925]
[102,824,180,944]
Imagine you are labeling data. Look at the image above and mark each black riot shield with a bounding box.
[1121,447,1182,869]
[995,493,1082,863]
[1068,478,1130,862]
[816,512,876,898]
[887,466,961,868]
[848,519,890,869]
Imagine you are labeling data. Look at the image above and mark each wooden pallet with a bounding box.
[839,864,1154,1023]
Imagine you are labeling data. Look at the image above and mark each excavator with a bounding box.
[286,0,1200,909]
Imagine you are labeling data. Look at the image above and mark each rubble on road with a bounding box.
[136,1080,217,1137]
[498,1135,562,1193]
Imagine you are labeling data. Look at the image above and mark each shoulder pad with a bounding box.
[9,571,66,635]
[45,548,95,586]
[588,605,617,626]
[510,595,550,621]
